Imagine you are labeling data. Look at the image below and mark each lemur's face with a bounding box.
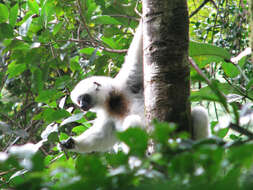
[71,76,114,111]
[77,93,93,111]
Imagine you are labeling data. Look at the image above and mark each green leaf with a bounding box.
[9,4,19,27]
[0,23,13,41]
[246,78,253,90]
[7,62,26,78]
[106,151,128,167]
[5,39,29,51]
[55,75,71,89]
[28,0,40,15]
[191,87,219,102]
[191,80,228,111]
[32,68,43,93]
[216,127,229,138]
[53,22,63,35]
[0,3,9,23]
[221,62,240,78]
[53,110,71,121]
[35,89,64,104]
[92,15,121,25]
[228,144,253,168]
[40,0,54,28]
[72,125,86,135]
[42,108,70,123]
[31,153,45,172]
[86,0,96,20]
[191,55,223,68]
[118,127,148,157]
[59,132,69,141]
[79,47,96,55]
[152,122,177,144]
[102,36,119,49]
[76,155,107,180]
[70,56,82,72]
[80,47,102,56]
[47,131,59,142]
[189,41,231,60]
[238,56,247,68]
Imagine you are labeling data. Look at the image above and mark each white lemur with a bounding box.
[60,21,210,153]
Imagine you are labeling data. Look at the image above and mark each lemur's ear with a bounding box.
[93,81,101,91]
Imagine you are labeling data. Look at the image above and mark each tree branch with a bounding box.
[108,14,139,21]
[188,57,212,86]
[189,57,229,111]
[189,0,217,18]
[76,0,94,41]
[69,39,128,53]
[76,0,128,54]
[229,123,253,139]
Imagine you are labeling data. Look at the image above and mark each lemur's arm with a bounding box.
[61,119,117,153]
[115,21,143,94]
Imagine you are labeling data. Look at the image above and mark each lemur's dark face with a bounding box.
[60,137,75,150]
[77,94,93,111]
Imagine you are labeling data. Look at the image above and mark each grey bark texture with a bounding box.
[142,0,192,134]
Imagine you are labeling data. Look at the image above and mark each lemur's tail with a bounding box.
[191,106,210,139]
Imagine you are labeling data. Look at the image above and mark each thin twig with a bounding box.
[189,57,212,86]
[108,14,139,21]
[134,0,142,17]
[69,39,128,53]
[210,0,220,43]
[223,76,253,101]
[0,168,16,176]
[189,57,229,111]
[0,112,16,126]
[209,0,218,9]
[76,0,95,41]
[75,1,129,54]
[77,0,121,52]
[99,46,128,53]
[50,43,56,58]
[190,0,210,18]
[229,123,253,139]
[230,47,251,82]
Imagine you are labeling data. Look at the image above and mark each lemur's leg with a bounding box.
[121,115,143,131]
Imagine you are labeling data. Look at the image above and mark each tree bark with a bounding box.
[142,0,191,134]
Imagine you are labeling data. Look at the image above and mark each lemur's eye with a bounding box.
[77,94,92,111]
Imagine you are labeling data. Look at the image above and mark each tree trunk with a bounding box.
[142,0,191,134]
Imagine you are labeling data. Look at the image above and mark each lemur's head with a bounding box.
[71,76,114,112]
[71,76,129,118]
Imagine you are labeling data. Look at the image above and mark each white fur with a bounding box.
[192,106,210,139]
[73,118,117,152]
[122,115,143,131]
[71,76,115,112]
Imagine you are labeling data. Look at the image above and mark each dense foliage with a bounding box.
[0,0,252,189]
